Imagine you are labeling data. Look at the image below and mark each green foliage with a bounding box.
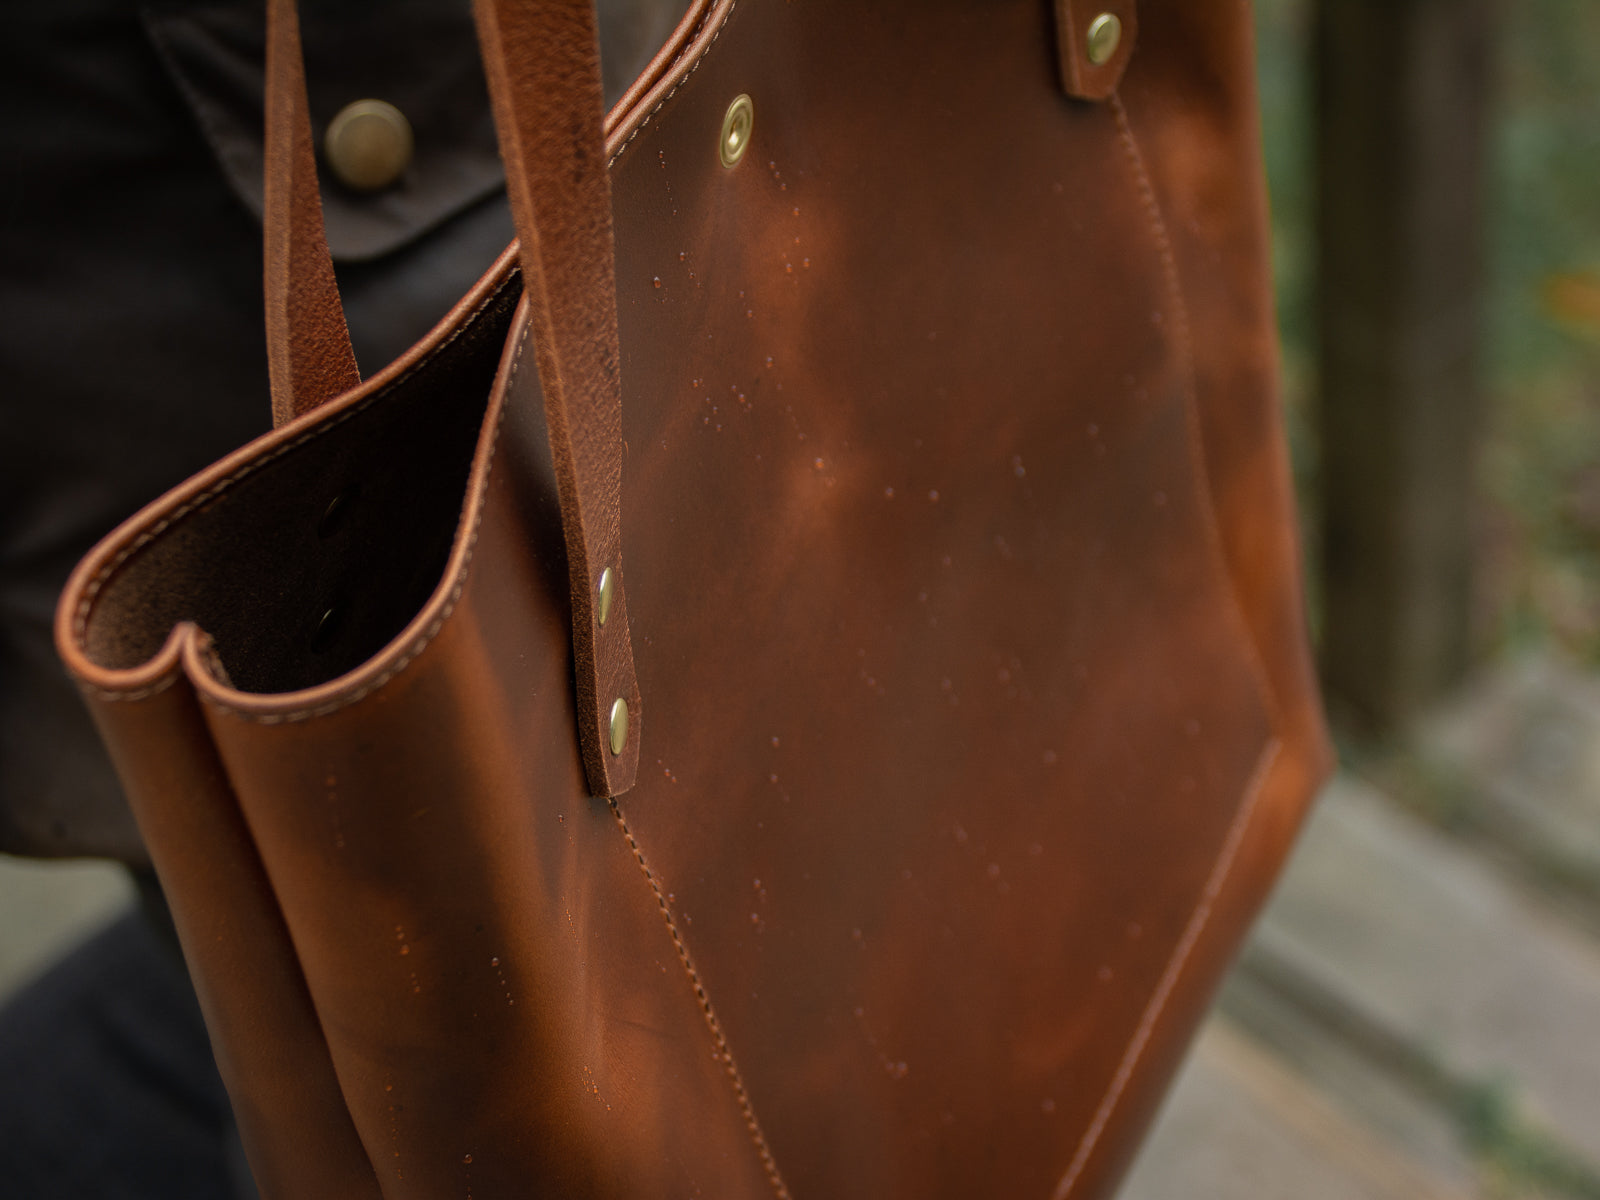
[1255,0,1600,662]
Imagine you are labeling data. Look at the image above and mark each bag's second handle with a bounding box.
[263,0,640,797]
[263,0,360,426]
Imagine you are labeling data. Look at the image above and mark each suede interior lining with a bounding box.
[80,276,523,695]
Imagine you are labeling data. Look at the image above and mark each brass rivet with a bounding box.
[719,94,753,168]
[597,567,614,626]
[324,99,413,191]
[1086,13,1122,66]
[609,698,629,756]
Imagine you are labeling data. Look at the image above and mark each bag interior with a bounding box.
[79,273,524,696]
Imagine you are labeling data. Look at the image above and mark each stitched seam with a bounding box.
[1107,93,1283,728]
[1047,97,1293,1198]
[76,270,520,700]
[201,317,531,723]
[608,797,792,1200]
[77,673,181,704]
[607,0,737,169]
[1051,737,1283,1200]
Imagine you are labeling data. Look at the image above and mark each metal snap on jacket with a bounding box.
[324,99,413,191]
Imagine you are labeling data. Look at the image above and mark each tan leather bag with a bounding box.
[55,0,1331,1195]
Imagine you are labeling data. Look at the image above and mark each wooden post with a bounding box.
[1314,0,1494,732]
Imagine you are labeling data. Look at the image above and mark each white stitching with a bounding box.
[1106,93,1282,724]
[77,270,519,699]
[201,315,532,723]
[77,673,181,704]
[608,798,793,1200]
[1051,739,1282,1199]
[607,1,738,170]
[1050,94,1291,1197]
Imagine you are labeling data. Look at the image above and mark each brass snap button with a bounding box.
[1086,13,1123,67]
[719,94,753,168]
[597,567,615,626]
[324,99,414,192]
[609,698,630,756]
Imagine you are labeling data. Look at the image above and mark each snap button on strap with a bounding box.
[1053,1,1137,101]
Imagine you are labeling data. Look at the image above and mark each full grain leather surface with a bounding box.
[56,0,1332,1196]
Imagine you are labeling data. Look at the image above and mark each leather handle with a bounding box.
[260,0,639,797]
[262,0,360,426]
[473,0,641,798]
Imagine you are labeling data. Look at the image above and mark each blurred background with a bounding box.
[2,1,1597,1196]
[1122,0,1600,1196]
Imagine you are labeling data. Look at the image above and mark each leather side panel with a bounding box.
[603,1,1289,1195]
[78,638,383,1200]
[193,304,776,1200]
[1056,5,1336,1190]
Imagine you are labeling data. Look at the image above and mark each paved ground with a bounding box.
[4,654,1598,1197]
[0,854,131,1000]
[1124,656,1600,1200]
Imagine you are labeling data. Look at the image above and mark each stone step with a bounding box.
[1415,654,1600,909]
[1119,1014,1474,1200]
[1255,776,1600,1167]
[1123,773,1600,1198]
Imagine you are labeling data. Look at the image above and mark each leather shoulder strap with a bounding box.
[473,0,640,798]
[263,0,360,426]
[260,0,639,796]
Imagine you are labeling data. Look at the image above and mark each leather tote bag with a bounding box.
[55,0,1332,1195]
